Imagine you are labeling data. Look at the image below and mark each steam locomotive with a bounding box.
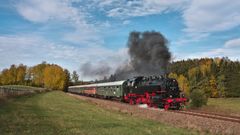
[68,76,187,110]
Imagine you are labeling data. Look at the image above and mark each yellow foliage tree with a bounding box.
[209,75,218,98]
[0,69,10,84]
[43,65,66,90]
[16,64,27,84]
[214,57,221,66]
[199,64,210,77]
[168,72,178,79]
[0,65,17,85]
[178,74,190,97]
[31,62,47,87]
[169,73,190,96]
[188,67,199,79]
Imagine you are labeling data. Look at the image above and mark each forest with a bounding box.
[0,57,239,98]
[169,57,240,98]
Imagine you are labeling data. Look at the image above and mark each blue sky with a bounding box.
[0,0,240,79]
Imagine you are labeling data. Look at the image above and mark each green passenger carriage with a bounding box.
[68,81,125,98]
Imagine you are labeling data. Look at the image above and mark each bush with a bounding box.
[190,89,208,108]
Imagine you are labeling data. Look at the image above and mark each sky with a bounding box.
[0,0,240,80]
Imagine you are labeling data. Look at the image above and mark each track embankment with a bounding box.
[67,93,240,135]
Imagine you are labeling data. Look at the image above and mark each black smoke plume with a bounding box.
[80,62,111,79]
[80,31,171,81]
[115,31,171,80]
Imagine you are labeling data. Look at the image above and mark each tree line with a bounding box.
[92,57,240,99]
[1,57,239,98]
[0,62,80,91]
[169,57,240,98]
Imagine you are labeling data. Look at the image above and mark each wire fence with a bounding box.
[0,86,47,98]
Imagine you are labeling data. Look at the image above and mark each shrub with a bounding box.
[189,89,208,108]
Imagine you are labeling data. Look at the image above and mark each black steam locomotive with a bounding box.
[68,76,187,110]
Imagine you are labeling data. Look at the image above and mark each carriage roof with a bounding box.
[69,80,125,88]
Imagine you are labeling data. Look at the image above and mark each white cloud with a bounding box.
[96,0,240,36]
[16,0,83,23]
[123,20,131,25]
[172,33,209,46]
[96,0,119,7]
[63,28,103,46]
[224,37,240,48]
[0,35,128,79]
[183,0,240,33]
[16,0,103,45]
[0,35,78,68]
[12,0,133,79]
[95,0,189,18]
[170,0,240,47]
[16,0,240,37]
[174,37,240,60]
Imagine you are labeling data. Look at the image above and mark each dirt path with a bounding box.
[68,93,240,135]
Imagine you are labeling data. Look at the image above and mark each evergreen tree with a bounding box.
[63,69,70,92]
[71,71,79,84]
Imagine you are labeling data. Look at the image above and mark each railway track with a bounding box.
[170,110,240,123]
[69,92,240,124]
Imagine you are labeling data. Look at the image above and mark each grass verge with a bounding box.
[0,91,200,135]
[198,98,240,115]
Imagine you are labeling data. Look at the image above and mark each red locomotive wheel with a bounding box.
[164,104,170,110]
[129,99,135,105]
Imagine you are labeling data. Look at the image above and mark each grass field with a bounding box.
[200,98,240,115]
[0,91,200,135]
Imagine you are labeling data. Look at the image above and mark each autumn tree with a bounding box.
[0,62,70,91]
[168,73,190,96]
[168,72,178,79]
[178,74,190,97]
[209,75,218,97]
[0,69,10,84]
[199,64,210,77]
[16,64,27,84]
[43,64,66,90]
[0,65,17,85]
[188,67,201,93]
[31,62,47,87]
[217,75,226,97]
